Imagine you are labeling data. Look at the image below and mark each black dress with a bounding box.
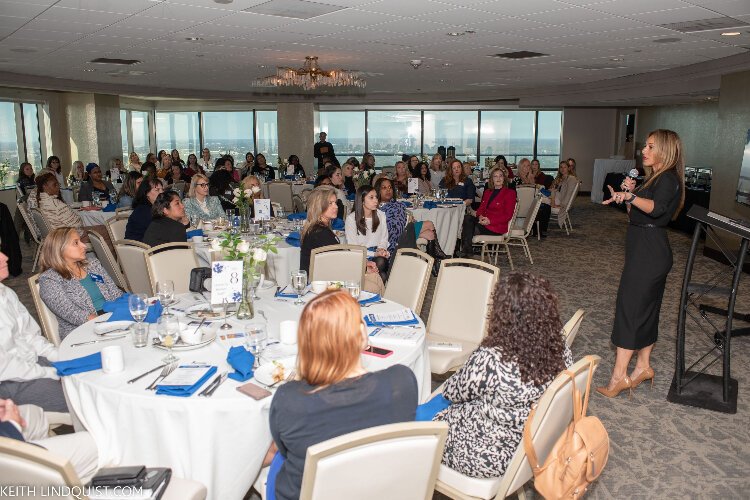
[299,224,339,273]
[612,170,681,350]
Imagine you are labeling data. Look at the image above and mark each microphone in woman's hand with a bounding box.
[621,169,639,192]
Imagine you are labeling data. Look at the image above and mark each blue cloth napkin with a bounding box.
[422,201,438,209]
[438,200,464,205]
[283,175,296,181]
[399,201,413,207]
[102,203,116,212]
[364,310,419,327]
[276,285,306,298]
[415,394,451,421]
[359,293,381,305]
[103,294,163,323]
[156,365,218,397]
[287,212,307,221]
[227,346,255,382]
[52,353,102,376]
[540,188,551,197]
[186,229,204,239]
[306,180,315,185]
[285,231,301,247]
[346,193,355,201]
[331,218,344,231]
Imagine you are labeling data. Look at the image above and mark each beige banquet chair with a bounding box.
[0,436,208,500]
[106,216,128,243]
[550,181,579,235]
[28,274,60,346]
[562,308,586,347]
[299,421,448,500]
[384,248,433,313]
[267,181,294,213]
[512,185,537,231]
[309,244,366,285]
[472,200,520,271]
[145,242,199,294]
[114,239,153,296]
[433,355,601,500]
[87,231,129,292]
[506,197,543,265]
[17,201,44,272]
[426,259,500,374]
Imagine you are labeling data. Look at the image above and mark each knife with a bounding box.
[127,364,167,384]
[205,372,229,397]
[199,373,222,397]
[70,335,127,347]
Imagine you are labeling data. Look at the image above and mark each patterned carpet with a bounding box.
[7,198,750,498]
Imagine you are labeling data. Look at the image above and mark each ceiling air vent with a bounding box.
[491,51,548,60]
[89,58,142,65]
[659,17,748,33]
[243,0,345,20]
[571,64,627,70]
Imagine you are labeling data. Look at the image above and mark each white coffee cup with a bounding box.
[279,320,298,345]
[81,200,91,207]
[191,235,203,243]
[203,221,214,231]
[101,345,124,374]
[310,280,327,294]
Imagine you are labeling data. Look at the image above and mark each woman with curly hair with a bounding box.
[426,271,572,478]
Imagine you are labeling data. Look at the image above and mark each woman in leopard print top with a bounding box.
[434,271,573,479]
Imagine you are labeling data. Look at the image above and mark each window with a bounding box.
[131,111,150,162]
[203,111,254,162]
[120,110,128,162]
[367,111,421,167]
[478,111,535,167]
[256,111,278,167]
[318,111,366,160]
[155,112,199,157]
[22,103,42,170]
[423,111,478,163]
[536,111,563,170]
[0,102,19,173]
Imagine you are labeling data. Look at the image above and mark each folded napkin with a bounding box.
[156,366,217,397]
[283,175,296,181]
[285,231,300,247]
[422,201,438,209]
[103,294,163,323]
[227,346,255,382]
[186,229,204,239]
[52,353,102,376]
[275,285,307,298]
[439,200,464,205]
[331,218,344,231]
[359,293,381,305]
[364,311,419,327]
[540,188,551,197]
[306,180,316,185]
[346,193,355,201]
[102,203,117,212]
[287,212,307,221]
[415,393,451,421]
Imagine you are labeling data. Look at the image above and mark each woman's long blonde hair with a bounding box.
[639,129,685,219]
[301,186,336,243]
[241,175,265,200]
[297,290,364,388]
[39,227,86,280]
[188,174,209,198]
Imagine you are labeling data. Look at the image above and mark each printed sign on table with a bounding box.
[210,260,243,304]
[254,199,271,221]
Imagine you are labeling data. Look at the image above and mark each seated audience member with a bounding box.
[78,163,116,203]
[145,153,158,167]
[140,161,158,180]
[287,155,306,178]
[342,162,357,196]
[516,158,535,185]
[299,187,340,273]
[125,177,164,242]
[345,185,390,284]
[241,175,275,219]
[460,166,516,258]
[429,154,445,190]
[251,153,275,181]
[166,164,188,196]
[209,169,237,212]
[143,192,188,247]
[184,174,225,223]
[71,161,85,183]
[462,162,474,179]
[324,164,350,211]
[238,152,255,179]
[215,157,239,183]
[39,228,123,340]
[17,162,35,196]
[530,158,551,188]
[127,152,142,172]
[429,272,572,478]
[170,149,185,167]
[493,155,514,180]
[39,156,65,188]
[0,252,66,412]
[157,153,172,179]
[117,171,142,209]
[0,399,98,481]
[567,157,577,177]
[308,175,340,214]
[551,160,579,212]
[407,155,420,176]
[440,159,476,205]
[198,148,212,173]
[183,153,202,178]
[107,157,123,182]
[35,172,83,231]
[392,161,410,196]
[414,162,432,195]
[268,290,418,500]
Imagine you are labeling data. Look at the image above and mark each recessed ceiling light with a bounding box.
[721,31,741,36]
[447,32,462,36]
[83,68,96,72]
[442,63,452,67]
[185,37,204,41]
[214,0,233,3]
[464,30,476,34]
[610,57,624,62]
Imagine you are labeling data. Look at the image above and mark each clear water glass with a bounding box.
[157,315,180,363]
[290,270,307,305]
[128,293,148,323]
[245,323,268,367]
[345,281,361,300]
[156,280,175,317]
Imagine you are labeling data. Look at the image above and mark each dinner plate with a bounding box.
[152,330,216,351]
[185,303,235,320]
[255,356,296,386]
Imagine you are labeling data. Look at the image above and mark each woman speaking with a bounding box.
[598,129,685,398]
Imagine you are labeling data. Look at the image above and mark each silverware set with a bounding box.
[146,362,178,390]
[127,363,167,384]
[70,335,127,347]
[361,300,387,308]
[199,371,228,397]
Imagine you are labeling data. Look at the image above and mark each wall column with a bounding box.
[277,102,315,177]
[62,93,121,174]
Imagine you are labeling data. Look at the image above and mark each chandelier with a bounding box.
[253,56,366,91]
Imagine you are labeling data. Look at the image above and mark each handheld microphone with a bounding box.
[621,168,638,192]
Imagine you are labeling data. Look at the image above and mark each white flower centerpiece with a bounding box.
[232,185,260,233]
[354,166,376,188]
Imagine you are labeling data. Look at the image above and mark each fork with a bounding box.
[146,362,177,390]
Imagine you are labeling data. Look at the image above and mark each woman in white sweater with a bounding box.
[345,185,390,284]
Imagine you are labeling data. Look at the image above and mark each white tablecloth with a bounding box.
[591,159,636,203]
[409,204,466,255]
[58,289,430,500]
[78,209,117,227]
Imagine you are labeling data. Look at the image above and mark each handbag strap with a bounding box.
[580,355,596,417]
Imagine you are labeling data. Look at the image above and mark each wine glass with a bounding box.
[157,315,181,363]
[245,323,268,368]
[344,281,361,300]
[290,270,307,305]
[128,293,148,323]
[156,280,175,317]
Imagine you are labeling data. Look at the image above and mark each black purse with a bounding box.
[189,267,212,292]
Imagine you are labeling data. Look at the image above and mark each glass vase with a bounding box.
[238,204,251,234]
[236,276,255,320]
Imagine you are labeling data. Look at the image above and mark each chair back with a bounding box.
[267,181,294,213]
[513,185,537,228]
[496,355,600,497]
[114,240,153,296]
[380,166,395,175]
[310,244,366,285]
[145,242,198,294]
[17,201,41,244]
[520,197,543,237]
[30,209,50,240]
[114,207,133,219]
[28,274,60,346]
[87,231,129,292]
[106,217,128,243]
[300,422,448,500]
[0,437,81,496]
[384,248,433,312]
[563,309,586,347]
[562,181,580,214]
[171,181,186,196]
[427,259,499,344]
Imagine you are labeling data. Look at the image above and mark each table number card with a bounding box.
[254,199,271,221]
[408,177,419,194]
[210,260,243,304]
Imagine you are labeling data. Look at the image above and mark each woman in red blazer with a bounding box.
[459,166,517,258]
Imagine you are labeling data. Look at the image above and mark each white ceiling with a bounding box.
[0,0,748,105]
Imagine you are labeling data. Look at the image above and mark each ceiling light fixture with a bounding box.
[253,56,365,91]
[447,32,462,36]
[721,31,741,36]
[185,37,204,41]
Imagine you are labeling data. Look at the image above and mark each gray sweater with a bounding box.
[39,257,123,340]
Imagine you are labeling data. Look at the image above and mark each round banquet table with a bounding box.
[58,288,430,500]
[408,203,465,256]
[77,208,117,227]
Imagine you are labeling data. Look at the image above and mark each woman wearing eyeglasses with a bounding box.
[183,174,225,224]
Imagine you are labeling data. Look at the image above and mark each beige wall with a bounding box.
[277,102,315,177]
[561,108,618,192]
[93,94,123,171]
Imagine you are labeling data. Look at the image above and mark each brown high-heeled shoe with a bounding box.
[631,367,655,390]
[596,376,632,399]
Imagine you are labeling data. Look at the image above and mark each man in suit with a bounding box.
[313,132,335,170]
[0,399,99,481]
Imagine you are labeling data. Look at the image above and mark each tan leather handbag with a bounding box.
[522,360,609,499]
